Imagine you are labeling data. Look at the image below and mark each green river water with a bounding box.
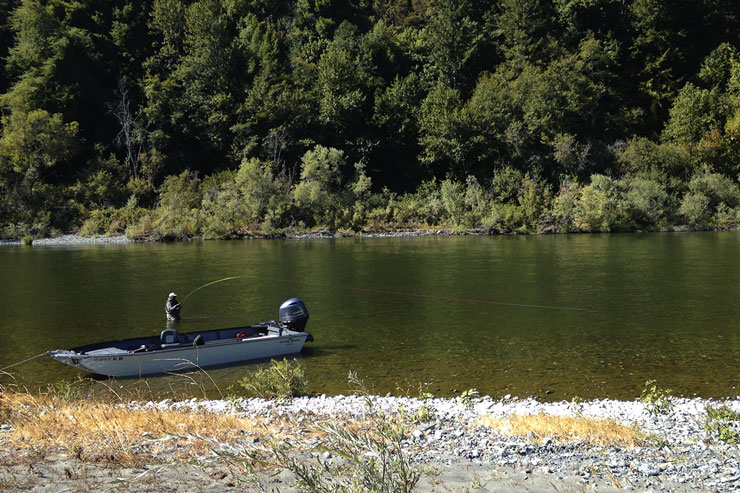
[1,233,739,401]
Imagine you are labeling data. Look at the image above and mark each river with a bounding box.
[1,233,739,401]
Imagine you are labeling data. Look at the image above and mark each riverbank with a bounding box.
[2,393,739,491]
[0,229,464,246]
[0,223,710,247]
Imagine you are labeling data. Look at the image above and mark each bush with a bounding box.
[152,171,202,238]
[482,202,524,232]
[292,145,344,227]
[624,178,670,227]
[704,404,740,443]
[237,358,308,400]
[440,178,465,226]
[518,173,550,232]
[679,192,711,227]
[616,138,693,193]
[687,171,740,210]
[550,178,581,232]
[640,380,674,416]
[572,175,627,231]
[393,180,444,226]
[264,371,419,492]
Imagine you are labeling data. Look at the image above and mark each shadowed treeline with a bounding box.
[2,0,740,238]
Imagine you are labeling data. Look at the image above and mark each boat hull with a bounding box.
[49,331,311,377]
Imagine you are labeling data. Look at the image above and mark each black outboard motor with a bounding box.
[279,298,309,332]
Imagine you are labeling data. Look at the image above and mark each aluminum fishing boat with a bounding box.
[48,298,313,377]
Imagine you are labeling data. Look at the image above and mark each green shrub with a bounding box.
[458,388,480,409]
[463,175,490,228]
[491,166,522,203]
[640,380,674,416]
[550,179,581,232]
[679,192,711,227]
[292,145,344,227]
[713,203,740,229]
[482,202,524,232]
[153,171,202,238]
[79,208,110,236]
[518,173,550,232]
[573,174,626,231]
[704,404,740,443]
[21,235,33,245]
[237,358,308,400]
[394,180,444,226]
[440,178,466,226]
[688,172,740,210]
[624,178,670,227]
[616,138,693,192]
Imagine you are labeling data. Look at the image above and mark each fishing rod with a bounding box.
[182,276,241,302]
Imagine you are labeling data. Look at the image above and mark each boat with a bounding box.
[48,298,313,377]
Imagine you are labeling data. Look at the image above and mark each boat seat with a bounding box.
[160,328,179,348]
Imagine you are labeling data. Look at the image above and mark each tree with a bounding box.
[0,108,78,226]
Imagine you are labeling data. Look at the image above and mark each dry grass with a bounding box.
[479,413,645,447]
[0,388,299,468]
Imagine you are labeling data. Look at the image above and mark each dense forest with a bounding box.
[3,0,740,239]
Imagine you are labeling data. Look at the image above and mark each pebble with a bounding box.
[0,234,130,246]
[122,393,740,491]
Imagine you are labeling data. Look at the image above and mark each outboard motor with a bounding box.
[279,298,309,332]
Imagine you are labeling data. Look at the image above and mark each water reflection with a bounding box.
[1,233,740,401]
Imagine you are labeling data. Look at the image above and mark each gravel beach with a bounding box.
[0,234,130,246]
[2,394,739,492]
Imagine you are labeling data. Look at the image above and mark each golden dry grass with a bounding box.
[0,389,295,467]
[479,413,645,447]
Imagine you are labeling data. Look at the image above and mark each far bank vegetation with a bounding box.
[4,2,740,239]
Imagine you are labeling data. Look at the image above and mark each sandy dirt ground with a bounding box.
[0,448,698,492]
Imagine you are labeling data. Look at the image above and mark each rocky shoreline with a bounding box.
[3,394,735,491]
[0,230,453,246]
[168,394,740,491]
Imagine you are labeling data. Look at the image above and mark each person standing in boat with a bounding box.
[165,292,181,321]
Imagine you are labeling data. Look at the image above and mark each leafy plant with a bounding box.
[415,404,436,423]
[51,377,89,402]
[640,380,674,415]
[704,404,740,443]
[237,358,308,401]
[458,388,479,409]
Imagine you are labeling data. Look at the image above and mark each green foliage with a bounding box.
[51,377,88,403]
[572,174,626,232]
[4,0,740,236]
[704,404,740,443]
[458,388,479,409]
[237,358,308,401]
[624,178,670,227]
[292,145,345,227]
[640,380,674,416]
[414,403,436,423]
[79,201,148,237]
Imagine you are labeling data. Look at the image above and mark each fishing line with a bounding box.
[349,287,590,311]
[0,351,48,372]
[182,276,241,302]
[179,275,590,312]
